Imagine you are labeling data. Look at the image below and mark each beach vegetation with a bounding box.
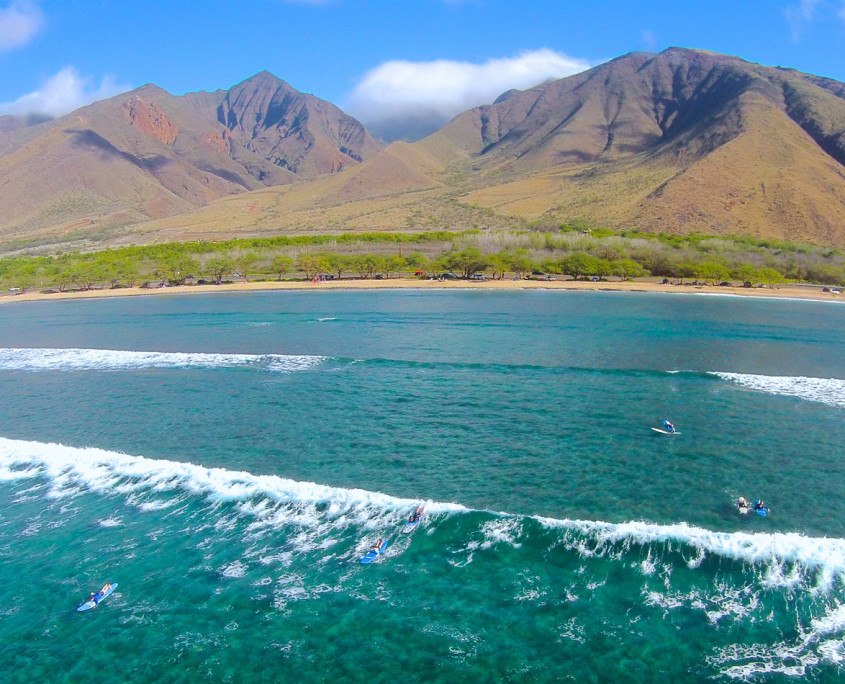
[2,226,845,294]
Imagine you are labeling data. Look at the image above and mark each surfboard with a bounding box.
[401,520,421,534]
[755,508,769,517]
[360,539,389,564]
[738,506,749,515]
[651,427,681,435]
[77,582,118,612]
[402,506,425,534]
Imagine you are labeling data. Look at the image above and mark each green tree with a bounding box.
[234,251,260,282]
[322,253,349,280]
[348,254,382,279]
[486,253,511,280]
[440,247,488,278]
[109,258,140,287]
[504,249,536,278]
[206,256,234,285]
[381,255,407,279]
[1,259,38,292]
[295,254,329,279]
[156,255,199,285]
[270,255,294,281]
[612,258,649,281]
[560,252,599,280]
[692,261,730,285]
[756,267,787,286]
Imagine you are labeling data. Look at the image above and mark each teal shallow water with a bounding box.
[0,290,844,681]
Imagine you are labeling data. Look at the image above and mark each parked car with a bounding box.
[469,273,486,281]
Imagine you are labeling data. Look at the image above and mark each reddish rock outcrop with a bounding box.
[123,97,178,145]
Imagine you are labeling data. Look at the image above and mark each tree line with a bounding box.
[2,227,844,293]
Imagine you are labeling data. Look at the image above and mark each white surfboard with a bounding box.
[77,582,118,612]
[651,427,681,435]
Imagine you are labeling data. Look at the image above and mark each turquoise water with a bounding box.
[1,290,844,681]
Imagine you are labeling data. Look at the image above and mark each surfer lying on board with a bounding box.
[663,420,676,433]
[737,497,749,509]
[369,539,383,552]
[408,506,424,523]
[89,583,112,603]
[754,499,767,512]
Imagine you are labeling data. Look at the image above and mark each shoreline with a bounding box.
[1,277,843,305]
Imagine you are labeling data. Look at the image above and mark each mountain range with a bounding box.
[2,47,845,252]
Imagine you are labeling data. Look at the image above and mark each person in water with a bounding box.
[738,496,749,509]
[754,499,767,511]
[663,420,676,433]
[370,539,383,552]
[408,506,424,523]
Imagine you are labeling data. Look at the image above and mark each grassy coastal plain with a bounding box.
[1,276,841,305]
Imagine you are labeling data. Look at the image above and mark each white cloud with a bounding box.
[0,0,43,50]
[347,49,591,126]
[0,66,132,118]
[785,0,823,40]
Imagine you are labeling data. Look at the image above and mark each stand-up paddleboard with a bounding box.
[651,427,681,435]
[360,539,389,564]
[77,583,118,612]
[402,505,425,534]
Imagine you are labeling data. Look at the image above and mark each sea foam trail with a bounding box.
[0,347,324,373]
[2,437,845,582]
[712,372,845,409]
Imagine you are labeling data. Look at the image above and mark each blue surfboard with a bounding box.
[755,508,769,517]
[360,539,389,564]
[77,582,118,612]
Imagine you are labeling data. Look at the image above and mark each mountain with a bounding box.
[115,48,845,250]
[3,48,845,252]
[0,72,381,251]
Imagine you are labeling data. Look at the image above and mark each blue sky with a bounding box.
[1,0,844,128]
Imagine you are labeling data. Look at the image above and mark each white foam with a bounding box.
[0,347,324,373]
[712,372,845,409]
[0,437,466,525]
[536,517,845,590]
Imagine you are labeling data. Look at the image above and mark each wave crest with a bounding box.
[0,347,325,373]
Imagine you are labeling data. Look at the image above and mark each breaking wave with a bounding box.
[2,437,844,586]
[712,372,845,409]
[0,347,325,373]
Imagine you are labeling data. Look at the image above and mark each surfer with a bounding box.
[408,505,424,523]
[753,499,767,512]
[663,420,676,434]
[737,496,749,509]
[369,539,383,552]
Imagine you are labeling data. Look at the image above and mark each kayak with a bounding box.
[77,582,118,612]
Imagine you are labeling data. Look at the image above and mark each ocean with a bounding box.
[0,289,843,682]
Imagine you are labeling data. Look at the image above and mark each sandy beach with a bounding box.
[1,277,842,305]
